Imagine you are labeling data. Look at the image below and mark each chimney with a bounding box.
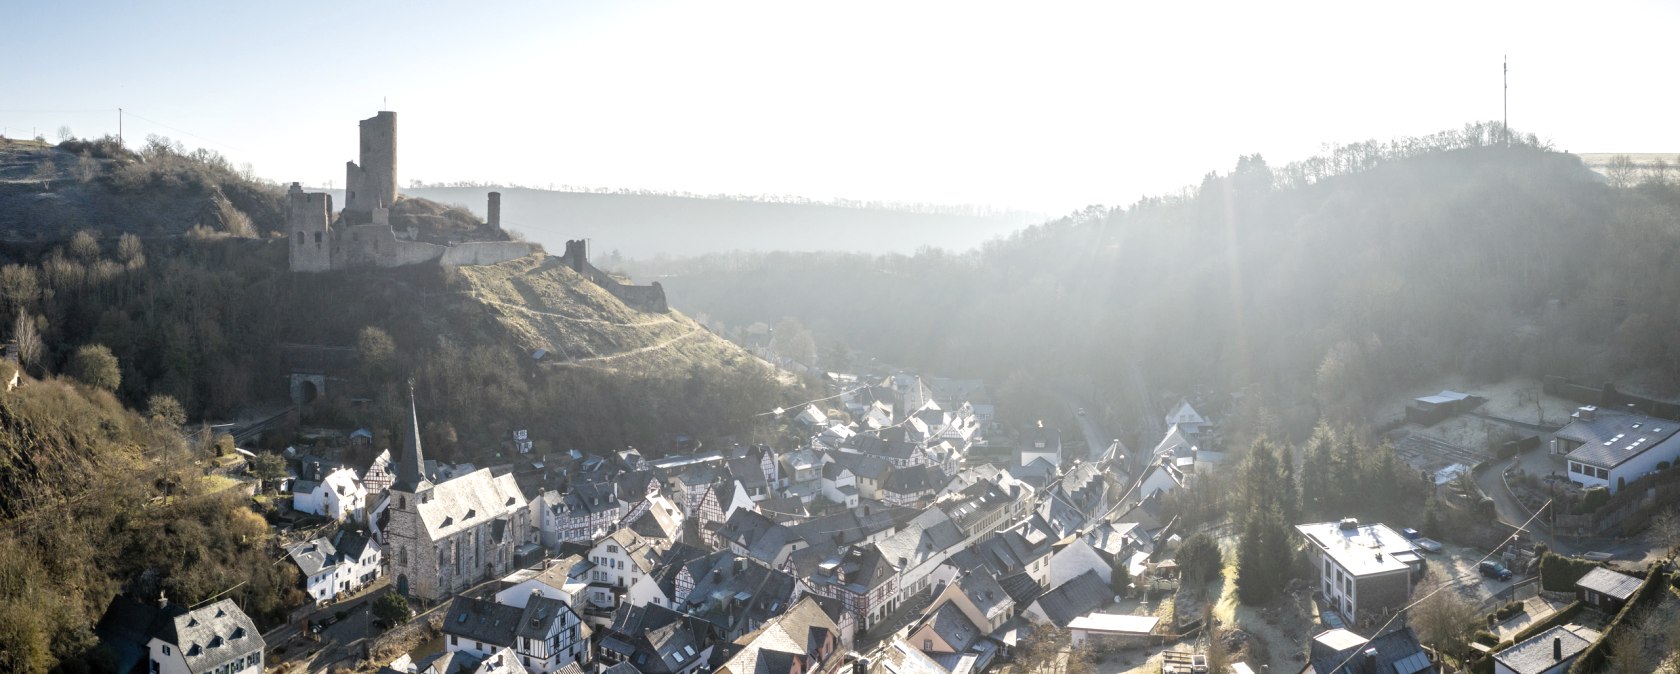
[734,558,746,575]
[712,568,722,582]
[487,191,502,229]
[1553,636,1562,661]
[1363,648,1378,667]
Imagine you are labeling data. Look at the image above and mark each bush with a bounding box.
[373,593,411,626]
[68,344,121,391]
[1473,630,1498,646]
[1177,532,1224,587]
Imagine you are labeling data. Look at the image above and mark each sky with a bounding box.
[2,0,1675,215]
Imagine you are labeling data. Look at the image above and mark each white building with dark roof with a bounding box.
[384,393,535,602]
[145,599,265,674]
[1556,408,1680,493]
[1492,624,1596,674]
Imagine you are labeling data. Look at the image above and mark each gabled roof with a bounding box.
[1493,625,1593,674]
[998,572,1045,606]
[1031,570,1109,627]
[155,599,265,673]
[1575,567,1641,600]
[925,601,982,651]
[720,596,838,674]
[884,464,941,496]
[1305,626,1431,674]
[415,468,528,539]
[443,596,523,647]
[681,552,798,632]
[876,508,963,570]
[1165,399,1207,426]
[827,451,892,481]
[287,537,340,577]
[957,571,1014,622]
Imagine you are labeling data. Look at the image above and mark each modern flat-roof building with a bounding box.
[1296,520,1424,625]
[1556,408,1680,494]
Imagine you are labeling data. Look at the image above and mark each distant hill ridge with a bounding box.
[380,186,1036,259]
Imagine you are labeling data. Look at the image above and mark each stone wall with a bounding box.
[440,241,541,266]
[286,184,334,272]
[557,239,669,313]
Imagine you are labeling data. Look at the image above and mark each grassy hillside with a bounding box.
[0,375,294,673]
[390,185,1035,259]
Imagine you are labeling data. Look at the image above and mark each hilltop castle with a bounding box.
[285,111,540,273]
[285,111,669,312]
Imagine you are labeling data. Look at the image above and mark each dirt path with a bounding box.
[477,294,676,327]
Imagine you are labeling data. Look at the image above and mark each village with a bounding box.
[86,358,1680,674]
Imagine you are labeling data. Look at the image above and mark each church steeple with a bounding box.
[391,387,431,494]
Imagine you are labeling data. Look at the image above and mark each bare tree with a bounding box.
[1604,155,1639,189]
[74,152,97,183]
[1648,158,1671,187]
[56,125,73,142]
[1410,585,1480,659]
[32,155,57,190]
[1604,622,1657,674]
[1650,511,1680,556]
[13,313,41,375]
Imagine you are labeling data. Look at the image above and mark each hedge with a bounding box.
[1505,601,1584,646]
[1567,568,1670,674]
[1539,552,1599,592]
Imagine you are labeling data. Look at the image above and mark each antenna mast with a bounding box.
[1503,55,1509,146]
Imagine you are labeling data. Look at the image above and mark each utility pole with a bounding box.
[1502,56,1508,146]
[118,107,123,146]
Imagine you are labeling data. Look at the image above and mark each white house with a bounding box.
[1163,399,1208,436]
[1556,408,1680,494]
[292,465,368,523]
[1018,423,1061,468]
[145,599,264,674]
[1047,538,1112,588]
[442,596,590,674]
[585,528,672,610]
[1296,519,1424,624]
[286,530,382,605]
[494,556,590,609]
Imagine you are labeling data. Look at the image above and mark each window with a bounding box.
[451,635,458,646]
[923,639,933,650]
[163,646,171,656]
[314,232,322,243]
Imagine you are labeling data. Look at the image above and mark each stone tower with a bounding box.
[487,191,501,229]
[344,111,398,222]
[385,390,433,598]
[286,183,334,272]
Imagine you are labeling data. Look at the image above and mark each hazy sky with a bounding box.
[3,0,1674,214]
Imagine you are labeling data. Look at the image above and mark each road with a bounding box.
[265,583,393,671]
[1475,455,1566,553]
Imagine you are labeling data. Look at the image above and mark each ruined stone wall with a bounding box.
[334,223,448,269]
[557,239,669,313]
[344,111,397,217]
[440,241,540,266]
[286,183,334,272]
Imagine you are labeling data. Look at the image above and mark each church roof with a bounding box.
[393,391,432,493]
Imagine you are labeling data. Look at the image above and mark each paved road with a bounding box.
[1475,455,1565,552]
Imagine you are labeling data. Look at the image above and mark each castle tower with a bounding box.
[487,191,501,229]
[343,111,398,222]
[286,182,334,272]
[386,389,433,598]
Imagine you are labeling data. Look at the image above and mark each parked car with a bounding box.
[1414,538,1443,553]
[1400,527,1420,540]
[1479,560,1512,581]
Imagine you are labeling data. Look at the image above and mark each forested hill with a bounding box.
[389,186,1035,259]
[0,134,787,456]
[631,124,1680,442]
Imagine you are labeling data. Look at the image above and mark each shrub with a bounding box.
[1539,552,1599,592]
[68,344,121,391]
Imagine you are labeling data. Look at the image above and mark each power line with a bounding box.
[1323,497,1554,674]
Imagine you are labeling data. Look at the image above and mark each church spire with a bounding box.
[392,386,431,493]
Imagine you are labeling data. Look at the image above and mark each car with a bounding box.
[1414,538,1443,553]
[1077,408,1087,416]
[1478,560,1512,581]
[1400,527,1420,540]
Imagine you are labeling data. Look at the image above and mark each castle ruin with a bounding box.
[286,111,668,313]
[287,111,540,273]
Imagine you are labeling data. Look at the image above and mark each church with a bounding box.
[380,394,534,603]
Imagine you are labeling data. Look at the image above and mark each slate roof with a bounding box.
[416,468,528,539]
[998,572,1045,605]
[958,571,1014,623]
[827,451,893,481]
[876,508,963,570]
[682,552,798,634]
[926,601,982,651]
[443,596,524,647]
[1031,570,1109,627]
[884,464,942,496]
[1575,567,1642,600]
[720,596,839,674]
[727,457,770,491]
[1305,626,1431,674]
[287,537,339,576]
[1493,625,1593,674]
[157,599,265,674]
[1557,412,1680,469]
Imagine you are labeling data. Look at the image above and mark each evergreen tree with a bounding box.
[1299,424,1336,518]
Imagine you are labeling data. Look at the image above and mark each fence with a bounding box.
[1543,376,1680,422]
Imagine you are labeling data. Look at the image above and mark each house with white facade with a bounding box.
[1556,407,1680,494]
[292,464,368,523]
[1296,519,1425,624]
[144,599,265,674]
[286,530,382,604]
[442,595,590,674]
